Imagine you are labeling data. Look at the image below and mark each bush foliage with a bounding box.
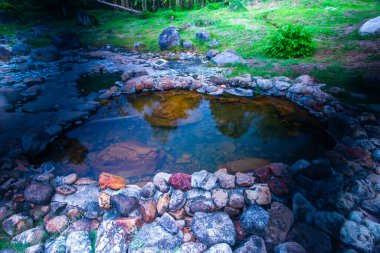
[264,24,315,58]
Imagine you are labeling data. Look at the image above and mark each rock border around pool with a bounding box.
[0,46,379,252]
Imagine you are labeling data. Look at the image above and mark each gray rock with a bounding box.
[191,170,218,190]
[158,213,178,234]
[51,31,81,49]
[372,149,380,162]
[183,41,194,50]
[363,219,380,243]
[350,180,376,200]
[329,191,357,215]
[196,31,211,41]
[11,226,46,245]
[212,188,229,208]
[44,235,66,253]
[158,26,181,51]
[210,50,243,66]
[274,242,307,253]
[312,211,345,239]
[11,42,31,56]
[129,222,182,252]
[2,214,33,236]
[31,47,60,62]
[111,194,138,217]
[169,190,186,211]
[191,211,236,246]
[25,244,44,253]
[340,220,374,253]
[140,182,156,198]
[186,196,215,214]
[287,223,331,253]
[267,202,294,246]
[206,50,219,60]
[95,220,128,253]
[240,205,269,237]
[362,194,380,216]
[24,182,54,205]
[292,193,316,223]
[215,171,236,189]
[133,42,145,49]
[349,210,365,223]
[205,243,232,253]
[66,231,92,253]
[180,242,207,253]
[153,172,171,193]
[84,202,103,219]
[359,16,380,35]
[52,184,100,210]
[234,235,267,253]
[0,46,10,61]
[225,88,253,97]
[209,39,219,48]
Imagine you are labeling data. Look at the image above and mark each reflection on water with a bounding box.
[38,90,334,184]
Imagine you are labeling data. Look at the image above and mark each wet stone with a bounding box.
[45,215,69,234]
[267,202,294,246]
[169,173,192,191]
[215,170,235,189]
[212,188,229,209]
[95,220,128,253]
[84,202,104,219]
[139,198,157,223]
[157,213,178,234]
[340,220,375,253]
[228,192,245,209]
[2,214,33,236]
[157,193,170,215]
[153,172,171,193]
[24,182,54,205]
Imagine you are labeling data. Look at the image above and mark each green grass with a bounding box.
[0,231,29,252]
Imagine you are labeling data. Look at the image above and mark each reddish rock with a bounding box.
[267,163,289,177]
[75,178,97,185]
[125,76,154,92]
[45,215,69,234]
[344,146,371,160]
[161,76,174,89]
[234,220,248,241]
[183,232,196,243]
[157,193,170,215]
[253,167,271,183]
[236,172,255,187]
[169,173,192,191]
[56,185,77,195]
[169,208,186,220]
[116,216,143,235]
[93,141,163,178]
[139,199,157,223]
[98,172,126,190]
[269,177,292,197]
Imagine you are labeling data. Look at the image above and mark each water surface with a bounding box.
[40,90,333,184]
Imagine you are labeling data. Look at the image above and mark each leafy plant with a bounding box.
[264,24,315,58]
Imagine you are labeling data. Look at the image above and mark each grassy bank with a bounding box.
[1,0,379,101]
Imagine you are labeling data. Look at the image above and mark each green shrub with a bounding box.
[194,17,216,27]
[264,24,315,58]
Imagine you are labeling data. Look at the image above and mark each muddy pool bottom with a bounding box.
[36,90,335,185]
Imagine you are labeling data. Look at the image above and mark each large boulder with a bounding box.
[128,222,182,252]
[158,26,181,51]
[359,16,380,36]
[24,182,54,205]
[210,50,243,66]
[31,47,60,62]
[191,211,236,246]
[51,31,81,49]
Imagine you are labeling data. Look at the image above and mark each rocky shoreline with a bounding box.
[0,31,380,253]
